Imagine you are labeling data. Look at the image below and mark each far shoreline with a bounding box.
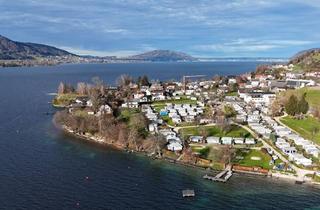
[0,59,282,69]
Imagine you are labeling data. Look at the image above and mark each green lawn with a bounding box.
[233,149,272,169]
[283,88,320,108]
[280,116,320,144]
[161,115,174,126]
[179,125,252,140]
[190,144,206,152]
[303,89,320,108]
[118,108,140,122]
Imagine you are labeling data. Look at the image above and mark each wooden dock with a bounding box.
[203,166,233,183]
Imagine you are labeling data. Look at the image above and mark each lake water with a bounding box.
[0,62,320,210]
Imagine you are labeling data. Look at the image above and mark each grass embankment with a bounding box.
[280,116,320,145]
[179,125,252,140]
[314,175,320,183]
[233,149,274,170]
[52,93,80,107]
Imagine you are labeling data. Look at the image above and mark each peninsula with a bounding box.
[52,56,320,184]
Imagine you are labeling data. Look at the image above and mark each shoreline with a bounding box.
[59,124,320,186]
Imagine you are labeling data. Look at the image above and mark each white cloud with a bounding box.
[102,28,128,34]
[192,39,314,53]
[59,46,140,57]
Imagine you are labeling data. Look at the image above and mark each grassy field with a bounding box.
[283,87,320,108]
[280,116,320,144]
[179,125,252,139]
[233,149,272,169]
[303,88,320,108]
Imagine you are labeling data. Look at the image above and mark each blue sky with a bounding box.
[0,0,320,58]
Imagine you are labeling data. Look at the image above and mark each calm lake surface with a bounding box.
[0,62,320,210]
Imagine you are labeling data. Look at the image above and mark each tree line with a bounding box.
[285,93,309,116]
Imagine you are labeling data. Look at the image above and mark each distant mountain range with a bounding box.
[0,35,73,60]
[3,34,317,69]
[127,50,197,62]
[0,35,197,62]
[289,48,320,72]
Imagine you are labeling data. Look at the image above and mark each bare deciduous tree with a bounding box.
[58,82,66,94]
[117,74,133,87]
[76,82,87,95]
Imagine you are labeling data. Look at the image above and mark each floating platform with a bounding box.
[182,189,195,197]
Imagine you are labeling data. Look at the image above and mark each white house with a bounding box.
[304,146,319,158]
[243,92,275,106]
[172,116,182,124]
[167,141,183,151]
[276,141,290,150]
[234,137,244,144]
[274,126,291,137]
[84,99,93,107]
[251,80,260,88]
[221,137,233,145]
[206,136,220,144]
[190,136,203,143]
[148,123,158,133]
[165,134,177,141]
[228,78,237,84]
[121,101,139,108]
[98,104,112,114]
[167,137,183,144]
[247,114,260,123]
[245,138,256,145]
[159,129,175,136]
[288,153,312,167]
